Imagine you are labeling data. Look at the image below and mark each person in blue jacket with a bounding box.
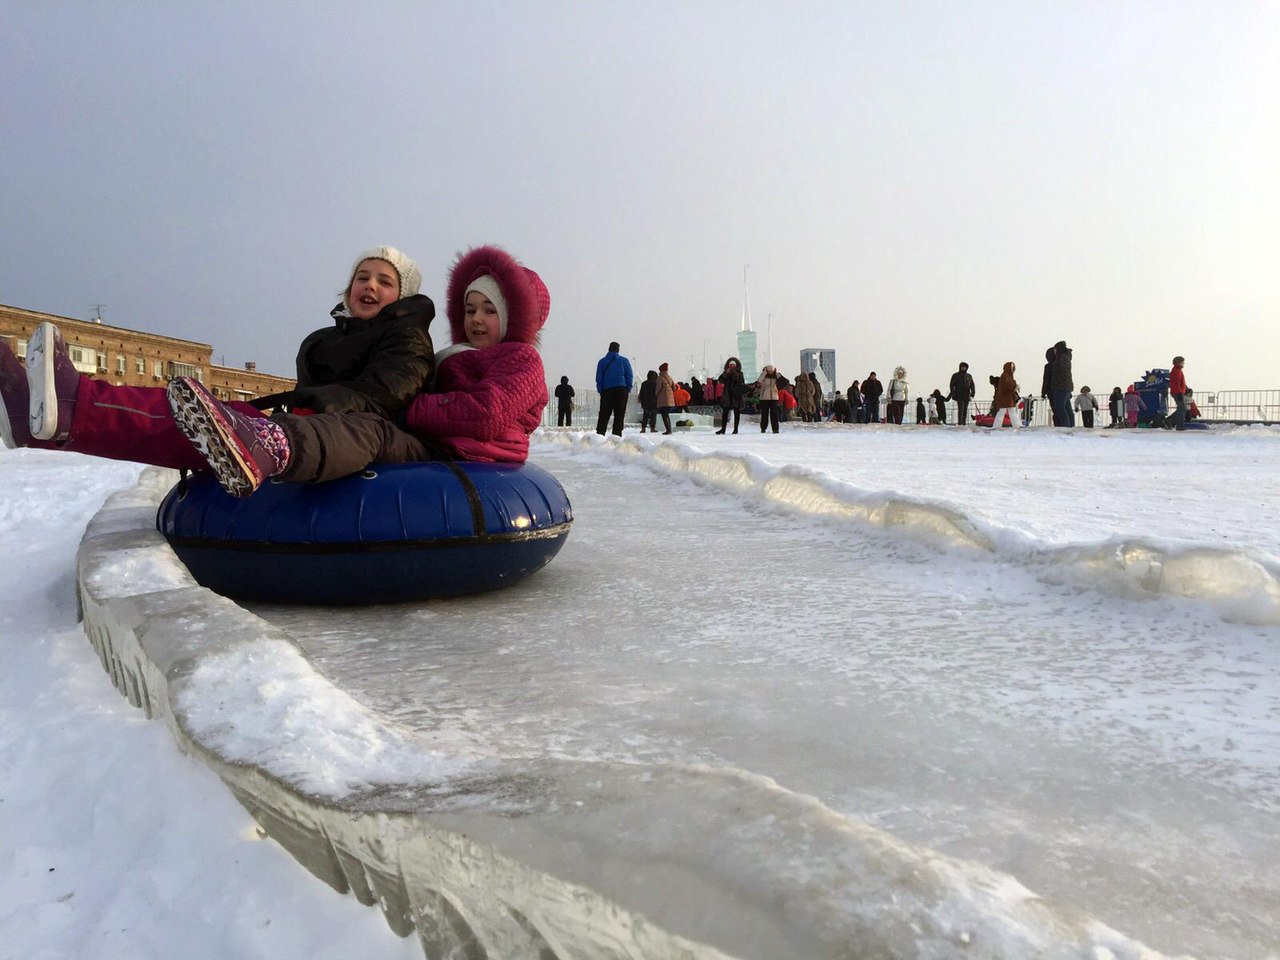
[595,341,634,436]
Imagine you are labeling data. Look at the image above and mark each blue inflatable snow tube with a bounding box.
[156,461,573,605]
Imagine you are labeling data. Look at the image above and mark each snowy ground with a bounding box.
[2,422,1279,959]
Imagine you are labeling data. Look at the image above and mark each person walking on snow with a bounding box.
[1047,341,1075,427]
[988,362,1023,430]
[1123,383,1146,427]
[656,362,678,434]
[595,341,634,436]
[638,370,658,433]
[1166,355,1189,430]
[1074,386,1099,428]
[554,375,575,427]
[861,372,883,423]
[794,370,815,422]
[715,357,746,434]
[947,362,975,425]
[887,367,909,425]
[1107,387,1123,428]
[756,364,781,433]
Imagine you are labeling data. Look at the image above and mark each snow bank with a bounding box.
[551,432,1280,626]
[72,467,1187,959]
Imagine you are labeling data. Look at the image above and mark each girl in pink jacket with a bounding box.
[403,245,550,462]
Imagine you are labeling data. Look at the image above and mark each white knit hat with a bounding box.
[343,246,422,309]
[464,274,508,339]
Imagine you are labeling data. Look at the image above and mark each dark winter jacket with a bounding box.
[947,368,975,403]
[861,376,883,404]
[1049,342,1074,393]
[718,358,747,409]
[268,294,436,418]
[930,389,948,421]
[1041,347,1055,397]
[554,378,575,410]
[639,372,658,411]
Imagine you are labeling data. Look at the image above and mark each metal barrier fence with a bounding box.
[542,388,1280,429]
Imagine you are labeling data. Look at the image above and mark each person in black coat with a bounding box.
[690,377,705,405]
[1048,341,1075,426]
[946,362,974,425]
[861,372,883,423]
[638,370,659,433]
[553,375,575,426]
[715,357,746,434]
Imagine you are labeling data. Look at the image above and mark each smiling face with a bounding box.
[346,258,401,320]
[463,290,502,348]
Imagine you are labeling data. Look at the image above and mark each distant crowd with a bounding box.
[552,341,1196,436]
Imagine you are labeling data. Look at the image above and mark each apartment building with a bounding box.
[0,304,295,403]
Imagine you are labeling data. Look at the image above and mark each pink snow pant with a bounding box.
[47,377,259,471]
[49,377,438,483]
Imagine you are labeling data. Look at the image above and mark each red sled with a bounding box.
[973,413,1014,427]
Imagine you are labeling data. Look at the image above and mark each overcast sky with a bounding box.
[3,2,1277,399]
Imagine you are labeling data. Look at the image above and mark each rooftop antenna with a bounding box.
[90,304,107,323]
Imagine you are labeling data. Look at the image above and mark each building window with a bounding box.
[69,346,97,373]
[168,361,201,380]
[153,361,164,379]
[15,339,27,358]
[96,352,108,372]
[115,354,125,374]
[135,357,146,375]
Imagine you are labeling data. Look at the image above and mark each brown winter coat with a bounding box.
[994,363,1020,408]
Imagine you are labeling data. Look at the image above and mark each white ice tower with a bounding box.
[736,266,759,382]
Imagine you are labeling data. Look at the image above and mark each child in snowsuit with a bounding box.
[1123,384,1146,427]
[2,246,435,468]
[1107,387,1123,428]
[1073,386,1099,428]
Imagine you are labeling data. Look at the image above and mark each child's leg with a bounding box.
[69,377,262,471]
[279,412,434,483]
[0,339,30,448]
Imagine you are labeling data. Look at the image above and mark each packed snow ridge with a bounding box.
[549,431,1280,626]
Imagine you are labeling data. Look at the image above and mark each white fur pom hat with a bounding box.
[343,246,422,309]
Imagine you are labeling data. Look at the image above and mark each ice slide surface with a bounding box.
[246,435,1280,960]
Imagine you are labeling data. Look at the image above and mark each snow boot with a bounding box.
[0,338,31,449]
[27,322,81,443]
[167,377,291,498]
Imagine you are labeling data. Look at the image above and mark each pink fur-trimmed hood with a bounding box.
[446,245,549,348]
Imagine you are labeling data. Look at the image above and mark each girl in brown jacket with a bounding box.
[989,361,1023,430]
